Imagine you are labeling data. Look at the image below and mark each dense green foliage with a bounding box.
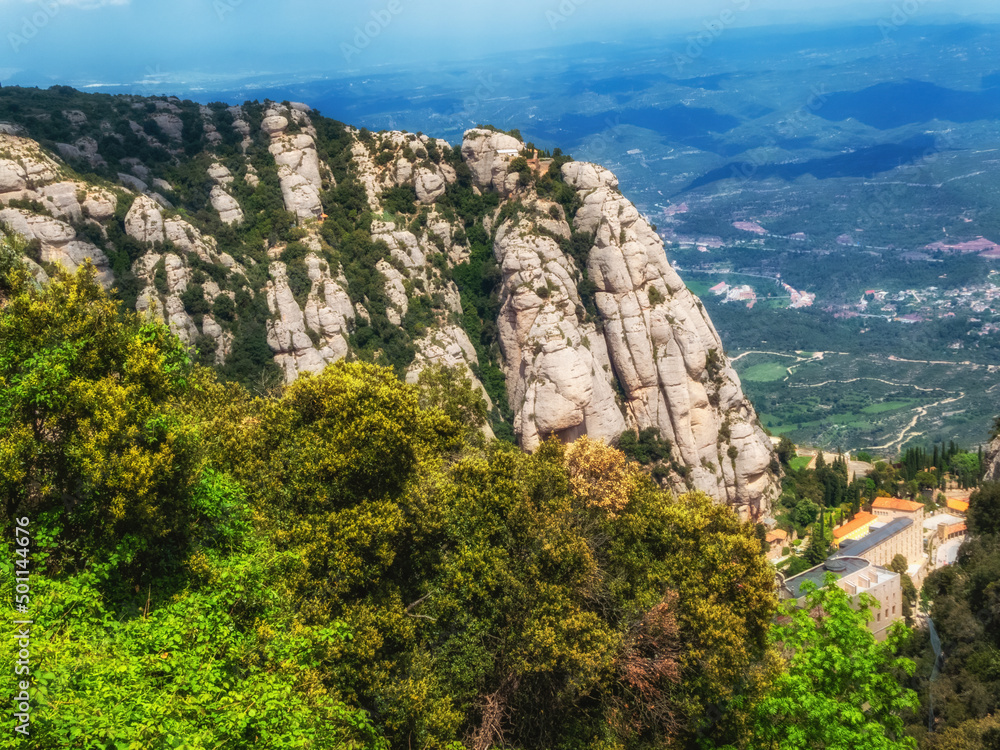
[0,262,796,750]
[0,261,383,749]
[746,577,919,750]
[899,443,984,490]
[900,481,1000,747]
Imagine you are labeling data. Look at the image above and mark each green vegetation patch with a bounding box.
[788,455,813,471]
[742,361,788,382]
[860,400,916,415]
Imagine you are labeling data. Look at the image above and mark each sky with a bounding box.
[0,0,998,89]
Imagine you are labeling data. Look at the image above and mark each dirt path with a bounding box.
[789,377,944,393]
[887,355,988,368]
[863,392,966,452]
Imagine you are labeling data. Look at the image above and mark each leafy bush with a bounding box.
[618,427,673,465]
[380,185,418,215]
[213,293,236,322]
[181,283,211,318]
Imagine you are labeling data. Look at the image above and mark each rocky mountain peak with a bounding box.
[0,87,778,517]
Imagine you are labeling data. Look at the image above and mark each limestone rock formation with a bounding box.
[262,105,327,222]
[983,434,1000,482]
[492,203,627,447]
[0,207,113,287]
[210,185,244,225]
[462,128,523,195]
[151,112,184,141]
[469,129,778,517]
[125,195,165,244]
[265,257,355,381]
[0,135,61,194]
[208,162,234,185]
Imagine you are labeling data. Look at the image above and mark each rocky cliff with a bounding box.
[0,87,778,517]
[983,434,1000,482]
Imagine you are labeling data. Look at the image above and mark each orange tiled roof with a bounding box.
[946,522,967,534]
[833,511,877,539]
[872,497,924,512]
[766,530,788,544]
[947,498,970,513]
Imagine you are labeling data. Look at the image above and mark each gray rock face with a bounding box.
[566,161,777,517]
[0,159,27,193]
[125,195,165,244]
[350,131,457,212]
[414,166,447,204]
[376,259,409,325]
[208,162,234,185]
[210,185,244,225]
[151,113,184,141]
[261,108,325,222]
[984,436,1000,482]
[118,173,148,194]
[462,128,523,195]
[37,182,84,222]
[0,207,113,287]
[277,167,324,222]
[0,136,61,194]
[266,257,356,381]
[492,202,627,451]
[55,137,105,168]
[82,188,116,221]
[486,164,778,518]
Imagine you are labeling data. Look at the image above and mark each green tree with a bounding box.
[804,510,831,565]
[617,427,673,465]
[415,362,488,442]
[0,262,200,567]
[968,481,1000,536]
[950,452,981,490]
[749,575,919,750]
[777,435,796,466]
[889,554,917,625]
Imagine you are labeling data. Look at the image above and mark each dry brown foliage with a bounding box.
[468,674,519,750]
[610,592,682,739]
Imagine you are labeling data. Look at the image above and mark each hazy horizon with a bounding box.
[1,0,999,95]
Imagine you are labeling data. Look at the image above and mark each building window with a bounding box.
[892,606,896,614]
[877,613,881,622]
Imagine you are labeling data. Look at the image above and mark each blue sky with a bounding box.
[0,0,997,88]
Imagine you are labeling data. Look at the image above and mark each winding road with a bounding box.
[863,391,967,452]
